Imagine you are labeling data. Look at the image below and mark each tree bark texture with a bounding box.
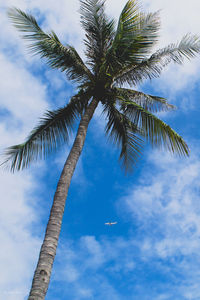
[28,98,98,300]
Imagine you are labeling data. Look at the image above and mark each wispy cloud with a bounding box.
[0,170,42,300]
[120,149,200,298]
[0,2,50,299]
[50,235,133,299]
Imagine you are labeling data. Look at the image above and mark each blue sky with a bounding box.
[1,0,200,299]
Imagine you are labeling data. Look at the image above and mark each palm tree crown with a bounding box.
[5,0,200,171]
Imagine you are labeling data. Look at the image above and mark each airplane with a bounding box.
[105,222,117,226]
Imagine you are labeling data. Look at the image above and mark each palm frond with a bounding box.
[120,99,189,156]
[80,0,115,72]
[116,87,175,113]
[8,8,92,83]
[103,103,143,171]
[3,90,91,171]
[106,0,160,75]
[115,33,200,85]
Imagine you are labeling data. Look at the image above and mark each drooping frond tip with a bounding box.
[103,103,143,172]
[7,7,92,84]
[114,32,200,86]
[2,91,91,172]
[116,88,176,113]
[120,98,190,157]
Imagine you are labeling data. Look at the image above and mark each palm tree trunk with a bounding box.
[28,98,98,300]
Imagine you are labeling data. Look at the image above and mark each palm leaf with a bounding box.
[80,0,115,71]
[116,87,175,113]
[7,8,92,83]
[115,33,200,85]
[3,90,91,171]
[103,103,143,171]
[120,99,189,156]
[106,0,160,76]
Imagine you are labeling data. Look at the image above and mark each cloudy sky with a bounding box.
[0,0,200,299]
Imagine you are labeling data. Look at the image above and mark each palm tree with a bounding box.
[4,0,200,299]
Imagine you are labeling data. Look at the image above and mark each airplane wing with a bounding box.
[105,222,117,225]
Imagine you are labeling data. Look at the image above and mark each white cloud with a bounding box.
[52,236,131,299]
[144,0,200,40]
[124,150,200,250]
[0,171,41,300]
[119,149,200,298]
[0,62,47,295]
[0,2,50,299]
[143,0,200,96]
[0,53,48,144]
